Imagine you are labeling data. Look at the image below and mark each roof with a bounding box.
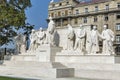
[76,0,111,7]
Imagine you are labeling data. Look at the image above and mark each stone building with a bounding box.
[48,0,120,52]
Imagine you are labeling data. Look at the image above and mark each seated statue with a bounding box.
[36,27,46,46]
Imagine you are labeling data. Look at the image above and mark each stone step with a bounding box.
[4,55,38,61]
[55,55,120,63]
[75,69,120,80]
[0,65,74,78]
[3,61,67,68]
[60,63,120,71]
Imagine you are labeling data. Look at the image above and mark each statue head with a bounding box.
[80,24,83,29]
[93,25,97,30]
[31,29,35,33]
[103,24,108,30]
[67,24,73,31]
[49,16,53,20]
[39,27,43,31]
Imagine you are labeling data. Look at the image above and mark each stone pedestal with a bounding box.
[2,44,74,78]
[36,44,62,62]
[55,53,120,63]
[57,50,84,56]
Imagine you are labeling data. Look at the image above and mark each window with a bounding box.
[85,8,88,13]
[118,3,120,8]
[95,6,98,12]
[52,4,55,7]
[105,4,109,10]
[69,12,71,15]
[74,18,78,24]
[51,13,54,17]
[75,9,79,14]
[55,14,57,17]
[116,23,120,30]
[58,11,61,16]
[62,13,64,16]
[59,3,62,6]
[116,13,120,19]
[104,15,109,21]
[65,10,68,16]
[116,35,120,43]
[83,17,87,23]
[66,1,69,5]
[94,16,98,22]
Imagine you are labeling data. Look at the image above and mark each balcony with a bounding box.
[49,5,73,11]
[73,7,120,17]
[52,7,120,19]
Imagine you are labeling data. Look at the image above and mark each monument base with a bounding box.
[36,44,62,62]
[1,44,74,78]
[56,53,120,63]
[1,61,74,78]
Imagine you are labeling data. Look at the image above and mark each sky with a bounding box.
[25,0,50,30]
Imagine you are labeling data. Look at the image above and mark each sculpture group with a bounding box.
[66,24,115,55]
[28,17,56,52]
[14,16,115,55]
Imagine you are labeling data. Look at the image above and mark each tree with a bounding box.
[0,0,32,46]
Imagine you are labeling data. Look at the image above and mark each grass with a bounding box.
[0,76,25,80]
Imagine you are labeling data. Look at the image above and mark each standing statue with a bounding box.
[14,34,21,54]
[15,33,26,54]
[36,27,46,46]
[20,34,26,53]
[86,25,93,54]
[67,24,75,50]
[74,24,86,52]
[89,25,101,54]
[45,16,56,46]
[29,29,37,51]
[101,24,115,55]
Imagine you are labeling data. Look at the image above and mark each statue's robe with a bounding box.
[67,26,75,50]
[74,28,86,52]
[101,29,115,54]
[90,30,101,53]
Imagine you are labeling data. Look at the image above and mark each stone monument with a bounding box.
[14,33,26,54]
[101,24,115,55]
[36,27,46,46]
[74,24,86,53]
[29,29,36,52]
[45,16,56,46]
[89,25,102,54]
[66,24,75,50]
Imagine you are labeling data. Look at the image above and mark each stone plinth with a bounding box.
[57,50,84,56]
[55,53,120,63]
[2,61,74,78]
[9,54,37,61]
[2,44,75,78]
[36,44,62,62]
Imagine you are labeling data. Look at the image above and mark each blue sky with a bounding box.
[25,0,50,29]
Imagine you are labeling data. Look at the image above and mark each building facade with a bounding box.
[48,0,120,52]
